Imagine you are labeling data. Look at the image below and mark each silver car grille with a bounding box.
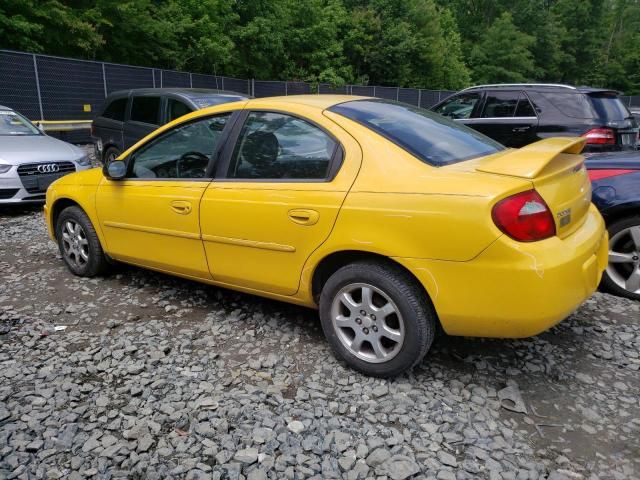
[17,162,76,193]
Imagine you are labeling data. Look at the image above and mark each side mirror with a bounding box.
[104,160,127,180]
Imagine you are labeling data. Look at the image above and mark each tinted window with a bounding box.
[130,96,160,125]
[515,93,537,117]
[102,98,127,121]
[481,91,519,118]
[228,112,336,180]
[433,93,480,119]
[330,100,504,166]
[130,114,230,179]
[588,93,631,121]
[189,94,247,109]
[168,99,193,122]
[541,92,594,118]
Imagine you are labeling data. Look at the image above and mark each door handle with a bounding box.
[170,200,192,215]
[512,126,531,132]
[288,209,319,226]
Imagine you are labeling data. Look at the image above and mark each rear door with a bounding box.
[123,95,162,149]
[94,96,127,154]
[199,108,362,295]
[468,90,538,147]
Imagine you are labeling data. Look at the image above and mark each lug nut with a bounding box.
[372,326,378,332]
[360,310,366,315]
[355,318,362,325]
[370,314,376,321]
[363,328,369,334]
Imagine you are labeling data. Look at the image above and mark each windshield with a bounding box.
[329,100,504,166]
[0,110,41,136]
[588,93,632,121]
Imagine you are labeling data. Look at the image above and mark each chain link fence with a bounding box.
[1,48,639,143]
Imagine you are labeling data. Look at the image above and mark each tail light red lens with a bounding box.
[581,127,615,145]
[492,190,556,242]
[588,169,636,181]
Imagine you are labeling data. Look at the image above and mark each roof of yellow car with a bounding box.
[246,94,371,110]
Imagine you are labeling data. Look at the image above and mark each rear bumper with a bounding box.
[397,205,608,338]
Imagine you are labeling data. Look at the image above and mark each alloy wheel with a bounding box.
[607,225,640,295]
[61,220,90,269]
[330,283,405,363]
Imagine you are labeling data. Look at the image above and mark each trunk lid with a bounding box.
[471,137,593,238]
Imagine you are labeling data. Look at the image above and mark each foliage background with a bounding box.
[1,0,639,93]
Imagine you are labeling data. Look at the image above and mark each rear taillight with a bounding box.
[582,127,615,145]
[492,190,556,242]
[588,169,636,181]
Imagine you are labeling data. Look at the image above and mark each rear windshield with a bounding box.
[328,100,504,166]
[588,93,631,121]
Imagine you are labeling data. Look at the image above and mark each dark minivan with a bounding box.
[431,83,639,152]
[92,88,248,162]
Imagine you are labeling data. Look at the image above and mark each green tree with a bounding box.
[469,12,536,84]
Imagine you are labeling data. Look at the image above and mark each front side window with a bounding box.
[481,91,519,118]
[129,114,230,179]
[228,112,337,180]
[0,110,41,136]
[433,93,481,119]
[167,99,193,122]
[102,98,128,121]
[130,96,161,125]
[330,100,504,166]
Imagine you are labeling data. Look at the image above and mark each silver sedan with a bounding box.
[0,105,91,204]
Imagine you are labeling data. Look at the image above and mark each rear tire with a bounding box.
[600,215,640,301]
[56,206,109,277]
[319,260,436,377]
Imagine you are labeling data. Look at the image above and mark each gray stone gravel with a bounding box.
[0,208,639,479]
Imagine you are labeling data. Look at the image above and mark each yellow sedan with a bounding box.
[44,95,608,377]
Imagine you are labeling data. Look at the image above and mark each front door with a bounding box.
[96,113,234,279]
[200,110,361,295]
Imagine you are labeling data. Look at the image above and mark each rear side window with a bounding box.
[330,100,504,166]
[101,98,127,121]
[540,92,594,118]
[515,94,537,117]
[228,112,336,180]
[481,91,519,118]
[168,99,193,122]
[130,96,160,125]
[588,93,631,121]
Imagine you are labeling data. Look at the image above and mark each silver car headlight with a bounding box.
[76,154,91,166]
[0,164,12,174]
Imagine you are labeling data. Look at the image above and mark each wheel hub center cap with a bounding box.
[362,316,373,328]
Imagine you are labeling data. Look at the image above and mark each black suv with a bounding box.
[431,84,639,152]
[92,88,248,162]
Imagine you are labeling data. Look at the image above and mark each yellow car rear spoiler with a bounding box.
[476,137,586,179]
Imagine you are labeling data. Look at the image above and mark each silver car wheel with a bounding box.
[330,282,405,363]
[606,225,640,295]
[61,220,89,268]
[107,151,117,162]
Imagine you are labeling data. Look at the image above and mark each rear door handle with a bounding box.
[171,200,192,215]
[512,126,531,132]
[288,209,319,226]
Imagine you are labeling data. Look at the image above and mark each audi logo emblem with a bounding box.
[37,164,60,173]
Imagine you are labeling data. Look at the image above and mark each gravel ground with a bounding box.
[0,207,639,480]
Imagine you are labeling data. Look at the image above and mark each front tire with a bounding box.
[601,215,640,301]
[319,261,436,377]
[103,146,121,164]
[56,206,108,277]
